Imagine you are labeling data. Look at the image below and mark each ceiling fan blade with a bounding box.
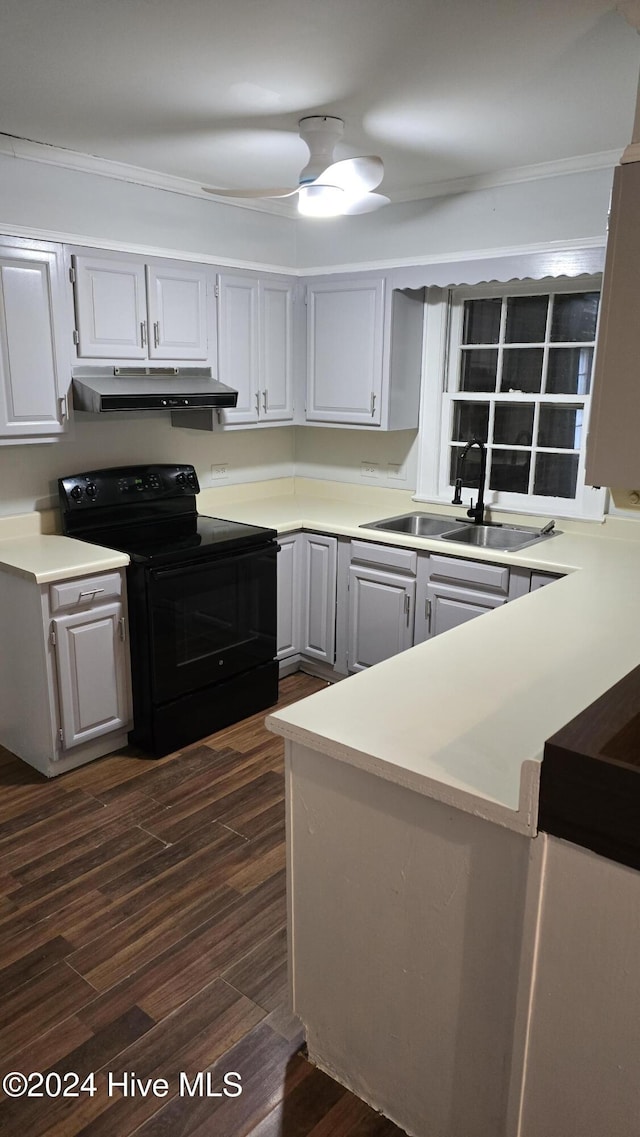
[202,185,298,199]
[313,156,384,194]
[341,192,391,215]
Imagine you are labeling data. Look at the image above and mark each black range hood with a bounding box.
[72,367,238,413]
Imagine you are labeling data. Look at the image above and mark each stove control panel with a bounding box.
[59,464,201,511]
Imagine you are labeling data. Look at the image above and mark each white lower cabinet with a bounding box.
[346,540,417,672]
[277,534,301,660]
[277,532,337,668]
[415,552,509,642]
[52,601,130,748]
[300,533,337,664]
[0,566,132,777]
[347,565,415,671]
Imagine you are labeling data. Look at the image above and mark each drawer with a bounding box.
[428,554,509,595]
[49,572,123,613]
[350,539,417,575]
[530,571,560,591]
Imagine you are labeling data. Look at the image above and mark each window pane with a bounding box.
[551,292,599,342]
[546,346,592,394]
[489,451,531,493]
[450,444,482,488]
[460,349,498,392]
[452,401,489,442]
[493,404,534,446]
[505,295,548,343]
[463,298,501,344]
[534,453,579,498]
[501,348,543,393]
[538,404,583,449]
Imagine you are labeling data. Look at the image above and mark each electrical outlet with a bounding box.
[211,462,229,480]
[361,461,379,479]
[387,463,405,481]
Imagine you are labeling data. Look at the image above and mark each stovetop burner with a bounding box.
[58,463,276,565]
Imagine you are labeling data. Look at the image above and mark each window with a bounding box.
[420,278,605,520]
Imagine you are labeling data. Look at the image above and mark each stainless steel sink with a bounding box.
[440,523,557,552]
[360,512,559,552]
[360,512,463,537]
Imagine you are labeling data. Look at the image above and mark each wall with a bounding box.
[0,152,626,516]
[0,153,296,271]
[0,420,295,517]
[294,427,419,490]
[295,167,613,271]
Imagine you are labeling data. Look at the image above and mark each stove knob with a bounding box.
[176,472,186,486]
[186,471,197,486]
[85,482,98,500]
[70,485,83,502]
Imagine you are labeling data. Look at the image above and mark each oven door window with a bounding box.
[147,543,277,703]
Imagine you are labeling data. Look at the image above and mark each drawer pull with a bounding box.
[79,588,105,600]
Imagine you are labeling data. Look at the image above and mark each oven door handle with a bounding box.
[150,542,278,581]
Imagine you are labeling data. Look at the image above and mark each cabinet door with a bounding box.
[347,565,415,672]
[73,255,147,358]
[146,264,208,360]
[261,280,294,421]
[217,274,259,424]
[0,248,68,438]
[306,279,384,424]
[53,602,130,748]
[300,534,337,663]
[425,582,505,639]
[277,534,300,659]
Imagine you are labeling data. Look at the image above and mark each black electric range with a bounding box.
[59,464,279,756]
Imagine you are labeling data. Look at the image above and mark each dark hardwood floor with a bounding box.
[0,674,407,1136]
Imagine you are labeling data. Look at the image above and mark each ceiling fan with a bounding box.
[202,116,390,217]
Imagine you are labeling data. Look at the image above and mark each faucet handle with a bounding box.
[452,478,463,506]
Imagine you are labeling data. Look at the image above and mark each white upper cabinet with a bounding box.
[305,277,424,429]
[261,280,294,422]
[72,254,209,361]
[217,272,294,426]
[146,264,208,359]
[0,238,71,442]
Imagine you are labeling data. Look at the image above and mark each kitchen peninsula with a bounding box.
[202,476,640,1137]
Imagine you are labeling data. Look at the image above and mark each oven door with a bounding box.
[146,541,277,704]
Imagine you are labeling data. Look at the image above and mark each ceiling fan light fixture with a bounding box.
[297,182,345,217]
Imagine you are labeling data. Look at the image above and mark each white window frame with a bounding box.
[415,277,607,521]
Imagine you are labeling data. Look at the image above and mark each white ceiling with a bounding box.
[0,0,639,202]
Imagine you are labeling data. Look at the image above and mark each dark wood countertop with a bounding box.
[539,665,640,869]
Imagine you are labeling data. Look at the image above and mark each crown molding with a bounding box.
[391,149,622,203]
[298,236,606,278]
[0,132,621,216]
[0,133,296,218]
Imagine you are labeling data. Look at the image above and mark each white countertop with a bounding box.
[0,514,129,583]
[3,479,639,833]
[197,478,640,835]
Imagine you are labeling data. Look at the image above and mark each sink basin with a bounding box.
[360,512,462,537]
[440,523,557,552]
[360,513,559,552]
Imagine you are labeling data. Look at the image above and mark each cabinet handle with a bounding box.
[140,321,147,348]
[404,594,411,625]
[119,617,126,642]
[425,598,432,633]
[58,396,68,422]
[255,391,260,414]
[153,321,160,348]
[79,587,105,600]
[262,390,268,413]
[370,392,376,417]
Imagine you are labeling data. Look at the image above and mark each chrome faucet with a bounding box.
[452,437,487,525]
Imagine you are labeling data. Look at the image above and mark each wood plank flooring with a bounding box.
[0,674,408,1137]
